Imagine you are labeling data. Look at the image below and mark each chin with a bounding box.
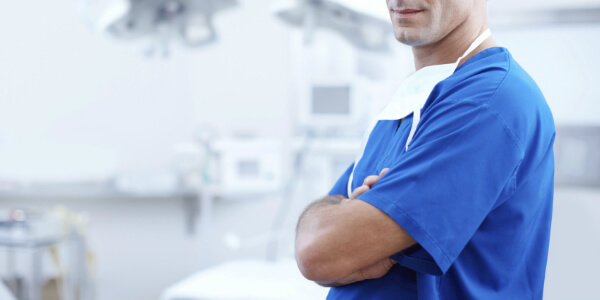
[394,31,425,47]
[396,37,424,47]
[393,27,437,47]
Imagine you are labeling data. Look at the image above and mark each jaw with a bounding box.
[390,9,440,47]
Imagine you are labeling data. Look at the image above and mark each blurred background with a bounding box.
[0,0,599,299]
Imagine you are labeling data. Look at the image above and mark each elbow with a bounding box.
[295,242,322,281]
[295,236,348,282]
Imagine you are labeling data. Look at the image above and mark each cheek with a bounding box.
[443,2,472,27]
[410,11,442,44]
[430,4,466,38]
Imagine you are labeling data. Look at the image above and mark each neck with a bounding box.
[412,14,498,70]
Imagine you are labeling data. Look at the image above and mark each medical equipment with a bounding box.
[80,0,238,56]
[0,207,92,300]
[290,30,378,137]
[211,138,283,195]
[297,82,360,133]
[272,0,391,52]
[173,125,284,195]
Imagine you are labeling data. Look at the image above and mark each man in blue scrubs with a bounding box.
[294,0,555,299]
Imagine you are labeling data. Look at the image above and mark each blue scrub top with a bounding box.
[327,47,555,300]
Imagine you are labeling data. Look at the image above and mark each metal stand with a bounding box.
[0,225,90,300]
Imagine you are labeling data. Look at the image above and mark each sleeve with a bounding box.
[328,163,355,197]
[357,99,524,275]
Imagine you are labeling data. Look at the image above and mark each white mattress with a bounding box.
[160,259,329,300]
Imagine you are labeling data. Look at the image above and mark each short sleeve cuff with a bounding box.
[358,192,453,275]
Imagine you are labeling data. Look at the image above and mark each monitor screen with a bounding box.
[311,86,351,115]
[238,160,260,178]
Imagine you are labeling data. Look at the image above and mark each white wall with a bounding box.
[493,24,600,125]
[490,0,600,12]
[546,188,600,300]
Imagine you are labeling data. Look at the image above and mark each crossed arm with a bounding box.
[295,170,417,287]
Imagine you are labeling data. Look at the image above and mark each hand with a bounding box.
[322,257,397,287]
[343,168,389,204]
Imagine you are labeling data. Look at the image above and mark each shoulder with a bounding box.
[433,47,512,102]
[430,47,554,148]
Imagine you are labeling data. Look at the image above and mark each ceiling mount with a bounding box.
[273,0,392,52]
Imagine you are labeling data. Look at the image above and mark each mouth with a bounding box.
[391,8,424,18]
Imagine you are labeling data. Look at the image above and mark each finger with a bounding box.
[334,271,362,286]
[362,175,380,187]
[364,168,391,187]
[358,258,396,280]
[379,168,390,177]
[350,185,370,200]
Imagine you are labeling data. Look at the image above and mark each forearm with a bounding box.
[295,169,414,286]
[294,197,416,284]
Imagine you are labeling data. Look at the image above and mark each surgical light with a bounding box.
[80,0,238,57]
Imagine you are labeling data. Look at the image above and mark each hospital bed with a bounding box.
[160,259,329,300]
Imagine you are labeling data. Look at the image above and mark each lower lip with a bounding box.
[392,10,423,18]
